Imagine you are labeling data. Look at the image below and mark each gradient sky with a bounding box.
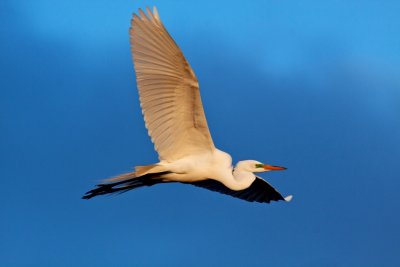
[1,0,400,266]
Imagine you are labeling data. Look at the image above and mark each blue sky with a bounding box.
[1,0,399,266]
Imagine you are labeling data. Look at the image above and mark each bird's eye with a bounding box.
[255,164,264,168]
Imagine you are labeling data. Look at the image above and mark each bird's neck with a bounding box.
[226,167,255,190]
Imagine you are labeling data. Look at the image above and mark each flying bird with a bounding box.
[83,7,292,203]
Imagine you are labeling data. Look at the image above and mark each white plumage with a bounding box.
[83,7,292,204]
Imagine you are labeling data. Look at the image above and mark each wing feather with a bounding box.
[130,7,214,161]
[188,176,290,203]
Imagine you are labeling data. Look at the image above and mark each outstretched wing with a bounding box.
[130,7,215,161]
[189,177,292,203]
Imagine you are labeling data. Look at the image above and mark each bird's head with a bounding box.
[236,160,287,173]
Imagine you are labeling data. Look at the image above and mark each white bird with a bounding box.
[83,7,292,203]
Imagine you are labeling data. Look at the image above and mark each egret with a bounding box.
[83,7,292,203]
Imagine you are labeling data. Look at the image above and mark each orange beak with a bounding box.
[263,164,287,171]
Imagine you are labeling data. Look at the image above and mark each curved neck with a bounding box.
[223,166,256,190]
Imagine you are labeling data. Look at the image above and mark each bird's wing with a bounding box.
[188,177,292,203]
[130,7,215,161]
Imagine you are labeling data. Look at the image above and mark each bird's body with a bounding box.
[158,149,233,183]
[83,7,292,203]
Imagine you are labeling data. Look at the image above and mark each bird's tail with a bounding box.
[82,164,171,199]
